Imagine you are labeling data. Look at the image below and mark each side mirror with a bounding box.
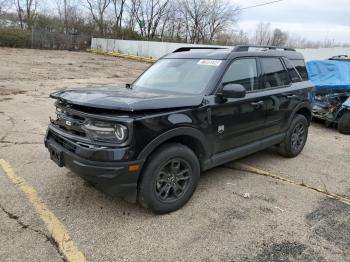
[221,84,246,98]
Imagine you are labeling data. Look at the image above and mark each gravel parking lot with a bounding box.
[0,48,349,262]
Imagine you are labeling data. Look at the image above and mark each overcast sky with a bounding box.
[232,0,350,43]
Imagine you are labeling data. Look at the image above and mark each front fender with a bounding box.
[137,127,210,161]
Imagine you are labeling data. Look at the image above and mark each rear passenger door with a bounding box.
[259,57,301,135]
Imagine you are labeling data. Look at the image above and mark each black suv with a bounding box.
[45,45,313,213]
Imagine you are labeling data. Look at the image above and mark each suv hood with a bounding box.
[50,86,204,112]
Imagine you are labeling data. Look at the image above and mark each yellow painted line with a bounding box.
[229,161,350,206]
[87,48,157,63]
[0,159,86,262]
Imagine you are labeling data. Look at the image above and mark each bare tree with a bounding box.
[126,0,139,31]
[57,0,71,33]
[232,29,249,45]
[271,28,288,46]
[158,5,171,40]
[14,0,23,29]
[206,0,239,42]
[180,0,209,43]
[158,2,187,42]
[86,0,111,36]
[56,0,87,34]
[323,38,336,48]
[14,0,38,30]
[62,0,71,34]
[253,22,272,45]
[132,0,170,40]
[4,0,348,49]
[176,0,239,44]
[0,0,11,16]
[111,0,126,32]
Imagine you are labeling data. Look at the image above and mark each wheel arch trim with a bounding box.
[289,102,312,126]
[137,127,210,162]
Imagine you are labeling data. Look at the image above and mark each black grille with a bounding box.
[52,105,87,138]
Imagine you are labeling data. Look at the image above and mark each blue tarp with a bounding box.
[306,60,350,94]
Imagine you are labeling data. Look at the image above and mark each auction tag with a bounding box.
[198,60,222,66]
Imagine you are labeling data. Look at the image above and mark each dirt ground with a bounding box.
[0,48,349,262]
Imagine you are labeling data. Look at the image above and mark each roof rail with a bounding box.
[233,45,296,52]
[173,47,228,53]
[329,55,349,60]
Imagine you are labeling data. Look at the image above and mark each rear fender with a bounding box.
[288,102,312,127]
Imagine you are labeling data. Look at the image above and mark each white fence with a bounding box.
[91,38,350,61]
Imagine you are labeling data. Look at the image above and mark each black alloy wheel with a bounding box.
[278,114,308,158]
[290,122,306,152]
[138,143,200,214]
[155,158,192,203]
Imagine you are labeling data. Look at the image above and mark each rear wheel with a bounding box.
[338,112,350,134]
[278,114,308,158]
[138,143,200,214]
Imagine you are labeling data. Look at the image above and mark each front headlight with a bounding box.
[82,121,128,143]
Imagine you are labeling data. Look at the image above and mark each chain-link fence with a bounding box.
[31,29,91,50]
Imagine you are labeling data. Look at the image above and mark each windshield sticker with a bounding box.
[197,60,222,66]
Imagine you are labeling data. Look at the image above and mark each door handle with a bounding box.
[286,94,297,99]
[251,101,264,108]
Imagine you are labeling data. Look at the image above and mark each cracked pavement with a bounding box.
[0,168,63,262]
[0,48,349,261]
[0,203,64,261]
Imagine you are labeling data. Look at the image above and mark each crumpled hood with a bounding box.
[50,86,204,111]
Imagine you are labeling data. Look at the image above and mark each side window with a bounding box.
[222,58,258,92]
[290,59,308,81]
[261,58,291,89]
[283,58,302,83]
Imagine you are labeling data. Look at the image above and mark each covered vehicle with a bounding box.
[307,59,350,134]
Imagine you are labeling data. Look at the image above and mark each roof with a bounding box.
[163,45,304,60]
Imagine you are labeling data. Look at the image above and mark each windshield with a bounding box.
[133,58,222,94]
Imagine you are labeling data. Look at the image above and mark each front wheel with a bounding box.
[278,114,309,158]
[138,143,200,214]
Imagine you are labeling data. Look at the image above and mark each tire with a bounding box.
[338,112,350,134]
[278,114,308,158]
[138,143,200,214]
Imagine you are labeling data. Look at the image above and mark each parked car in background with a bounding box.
[329,55,350,62]
[307,57,350,134]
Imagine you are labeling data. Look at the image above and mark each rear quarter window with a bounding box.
[260,58,291,89]
[283,58,302,83]
[290,59,308,81]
